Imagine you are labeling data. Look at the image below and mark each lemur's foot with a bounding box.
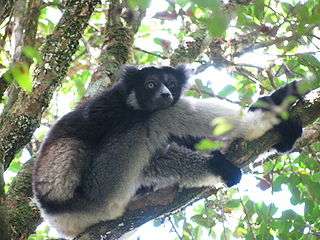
[249,81,303,152]
[273,117,302,152]
[209,151,242,187]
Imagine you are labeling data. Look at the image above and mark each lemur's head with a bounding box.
[121,65,189,112]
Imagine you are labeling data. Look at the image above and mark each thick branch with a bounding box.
[1,0,41,113]
[0,1,42,238]
[0,0,100,169]
[86,0,145,97]
[170,28,208,66]
[0,0,15,26]
[6,159,41,239]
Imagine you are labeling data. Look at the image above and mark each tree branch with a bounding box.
[170,28,209,66]
[0,0,100,170]
[6,159,41,239]
[2,0,42,114]
[85,0,145,97]
[0,0,16,26]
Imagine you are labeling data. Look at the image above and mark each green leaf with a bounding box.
[128,0,151,9]
[225,199,241,209]
[298,54,320,69]
[9,161,22,173]
[191,214,215,228]
[273,175,287,192]
[309,5,320,24]
[218,84,236,97]
[311,173,320,183]
[281,209,299,220]
[255,202,269,219]
[195,139,224,151]
[204,13,228,37]
[191,0,220,9]
[22,46,42,64]
[212,117,234,136]
[254,0,265,20]
[244,199,255,218]
[11,63,33,93]
[281,2,293,14]
[269,203,278,216]
[289,184,302,205]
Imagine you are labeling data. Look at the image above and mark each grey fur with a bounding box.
[143,143,222,190]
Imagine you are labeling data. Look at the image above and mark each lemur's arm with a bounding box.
[150,96,279,141]
[143,81,303,190]
[152,81,302,142]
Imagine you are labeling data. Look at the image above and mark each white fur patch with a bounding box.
[126,91,141,109]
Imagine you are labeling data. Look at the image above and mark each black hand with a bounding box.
[249,81,303,152]
[273,116,302,152]
[209,150,242,187]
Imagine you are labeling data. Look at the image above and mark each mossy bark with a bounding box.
[0,0,100,169]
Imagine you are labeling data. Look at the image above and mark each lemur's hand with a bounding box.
[249,81,303,152]
[209,150,242,187]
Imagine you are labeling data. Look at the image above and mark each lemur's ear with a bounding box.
[175,64,191,87]
[120,65,140,83]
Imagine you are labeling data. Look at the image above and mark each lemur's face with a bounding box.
[123,66,188,112]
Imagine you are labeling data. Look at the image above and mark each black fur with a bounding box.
[41,66,189,143]
[249,81,303,152]
[209,151,242,187]
[122,65,188,107]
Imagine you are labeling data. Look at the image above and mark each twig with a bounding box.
[239,196,257,240]
[189,85,241,105]
[133,46,168,59]
[234,32,312,57]
[235,67,271,91]
[276,51,320,58]
[310,34,320,41]
[168,217,183,240]
[231,62,264,70]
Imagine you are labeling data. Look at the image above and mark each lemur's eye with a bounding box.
[145,81,155,89]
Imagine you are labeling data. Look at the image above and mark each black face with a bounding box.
[122,65,189,112]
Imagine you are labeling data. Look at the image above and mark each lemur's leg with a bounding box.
[249,81,303,152]
[142,142,241,190]
[33,138,89,204]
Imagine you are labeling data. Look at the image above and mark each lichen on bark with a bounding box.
[0,0,100,168]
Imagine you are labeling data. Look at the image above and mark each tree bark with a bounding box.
[0,0,15,25]
[0,0,100,169]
